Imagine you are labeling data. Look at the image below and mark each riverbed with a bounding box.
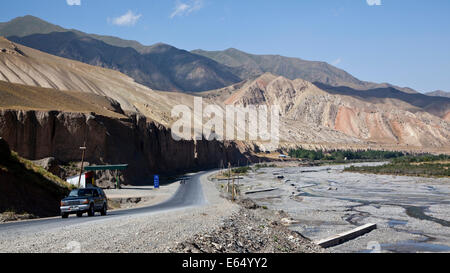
[239,162,450,253]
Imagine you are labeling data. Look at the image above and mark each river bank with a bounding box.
[230,162,450,253]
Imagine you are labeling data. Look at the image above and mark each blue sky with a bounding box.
[1,0,450,93]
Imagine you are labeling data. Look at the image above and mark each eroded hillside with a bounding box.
[201,73,450,152]
[1,37,449,158]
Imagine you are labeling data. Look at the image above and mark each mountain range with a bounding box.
[0,15,421,94]
[199,73,450,149]
[0,15,449,154]
[1,16,241,92]
[426,90,450,98]
[192,48,418,95]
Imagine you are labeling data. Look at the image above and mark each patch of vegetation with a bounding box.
[0,210,35,223]
[222,166,252,177]
[288,148,406,162]
[9,152,74,190]
[253,163,278,171]
[233,166,251,174]
[391,154,450,164]
[0,150,73,217]
[0,151,74,197]
[344,154,450,178]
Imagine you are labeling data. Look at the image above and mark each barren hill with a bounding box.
[426,90,450,98]
[1,36,449,153]
[1,16,241,92]
[0,36,185,125]
[9,32,241,92]
[200,73,450,150]
[1,16,421,95]
[192,48,419,94]
[0,81,126,119]
[0,36,232,131]
[0,15,151,53]
[0,39,255,184]
[0,137,71,218]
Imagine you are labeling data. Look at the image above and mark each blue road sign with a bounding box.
[154,175,160,189]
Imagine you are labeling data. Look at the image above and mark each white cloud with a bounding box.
[332,58,342,66]
[66,0,81,6]
[170,0,203,19]
[366,0,382,6]
[110,10,142,27]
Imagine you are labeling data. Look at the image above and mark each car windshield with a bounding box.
[69,189,94,197]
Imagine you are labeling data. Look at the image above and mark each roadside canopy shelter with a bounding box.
[84,164,128,189]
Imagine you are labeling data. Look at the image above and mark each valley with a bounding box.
[0,10,449,256]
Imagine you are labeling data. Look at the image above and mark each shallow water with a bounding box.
[387,219,408,227]
[381,241,450,253]
[241,162,450,253]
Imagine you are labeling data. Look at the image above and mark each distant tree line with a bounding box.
[391,154,450,164]
[345,162,450,178]
[288,148,406,161]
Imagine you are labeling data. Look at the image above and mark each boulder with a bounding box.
[32,157,65,178]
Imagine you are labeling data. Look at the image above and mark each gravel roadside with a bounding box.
[170,198,325,253]
[0,172,239,253]
[0,170,326,253]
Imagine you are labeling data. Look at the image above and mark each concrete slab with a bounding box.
[315,223,377,248]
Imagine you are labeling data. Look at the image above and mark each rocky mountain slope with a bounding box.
[200,73,450,150]
[0,36,187,124]
[9,32,241,92]
[426,90,450,98]
[1,16,420,95]
[0,15,151,53]
[0,81,126,118]
[1,16,241,92]
[0,137,71,218]
[1,32,449,160]
[0,109,254,185]
[192,48,363,88]
[0,15,65,38]
[192,48,419,94]
[0,37,258,185]
[2,35,449,152]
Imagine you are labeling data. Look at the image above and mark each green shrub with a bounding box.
[232,166,251,174]
[344,161,450,178]
[289,148,407,161]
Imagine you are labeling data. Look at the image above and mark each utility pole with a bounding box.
[232,175,235,201]
[227,162,231,193]
[77,142,87,188]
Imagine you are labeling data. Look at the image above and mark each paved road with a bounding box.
[0,171,208,236]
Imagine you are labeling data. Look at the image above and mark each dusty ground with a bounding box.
[233,163,450,253]
[170,198,324,253]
